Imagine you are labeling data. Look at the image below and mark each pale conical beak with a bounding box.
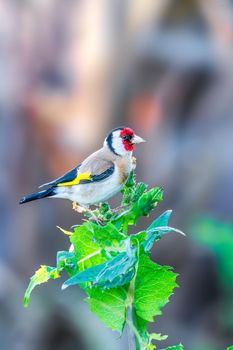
[132,134,146,144]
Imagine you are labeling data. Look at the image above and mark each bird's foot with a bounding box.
[72,202,85,213]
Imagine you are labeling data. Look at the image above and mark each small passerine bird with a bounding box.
[19,127,145,212]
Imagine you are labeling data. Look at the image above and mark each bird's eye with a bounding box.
[122,135,132,141]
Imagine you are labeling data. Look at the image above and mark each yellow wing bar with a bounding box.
[57,172,91,187]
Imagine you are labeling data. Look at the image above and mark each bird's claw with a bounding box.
[72,202,85,213]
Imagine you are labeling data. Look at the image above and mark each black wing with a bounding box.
[39,165,115,188]
[39,165,80,188]
[79,166,115,184]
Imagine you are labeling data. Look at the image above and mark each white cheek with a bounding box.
[113,137,126,155]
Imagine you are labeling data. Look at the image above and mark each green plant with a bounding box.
[190,217,233,333]
[24,173,185,350]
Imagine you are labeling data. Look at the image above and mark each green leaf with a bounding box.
[160,345,184,350]
[128,187,163,224]
[121,172,137,206]
[56,250,77,275]
[115,187,164,227]
[147,210,172,231]
[131,231,147,245]
[134,255,178,322]
[85,222,126,247]
[131,182,149,203]
[71,224,105,269]
[141,210,185,253]
[143,226,185,253]
[132,312,168,350]
[100,268,135,289]
[62,244,137,290]
[62,264,104,288]
[24,265,60,307]
[125,171,136,188]
[98,202,110,214]
[94,247,136,285]
[191,217,233,288]
[132,312,150,348]
[227,346,233,350]
[56,226,72,236]
[86,287,127,333]
[150,333,168,341]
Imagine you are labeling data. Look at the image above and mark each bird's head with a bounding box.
[104,127,145,156]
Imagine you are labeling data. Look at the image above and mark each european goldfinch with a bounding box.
[19,127,145,211]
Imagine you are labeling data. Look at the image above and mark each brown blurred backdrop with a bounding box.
[1,0,233,349]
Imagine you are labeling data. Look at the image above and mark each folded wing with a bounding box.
[39,158,115,188]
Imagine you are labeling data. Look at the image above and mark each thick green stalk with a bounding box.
[126,239,143,350]
[126,307,137,350]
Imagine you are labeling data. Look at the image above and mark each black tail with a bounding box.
[19,187,55,204]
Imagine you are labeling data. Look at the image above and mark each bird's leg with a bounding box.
[72,202,85,213]
[72,202,90,214]
[72,202,101,224]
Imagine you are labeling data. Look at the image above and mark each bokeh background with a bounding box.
[1,0,233,349]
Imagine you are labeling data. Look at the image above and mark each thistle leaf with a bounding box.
[86,287,128,333]
[56,226,72,236]
[143,226,185,253]
[24,266,59,307]
[134,255,178,322]
[56,251,78,275]
[114,187,164,227]
[85,222,126,247]
[62,245,137,290]
[71,224,106,269]
[160,345,184,350]
[147,210,172,231]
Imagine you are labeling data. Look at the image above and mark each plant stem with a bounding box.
[126,239,141,350]
[126,308,144,350]
[122,221,129,235]
[126,307,136,350]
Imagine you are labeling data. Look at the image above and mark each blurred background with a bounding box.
[1,0,233,349]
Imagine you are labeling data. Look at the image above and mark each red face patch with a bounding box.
[120,128,135,151]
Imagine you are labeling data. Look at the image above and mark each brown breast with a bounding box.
[115,157,132,184]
